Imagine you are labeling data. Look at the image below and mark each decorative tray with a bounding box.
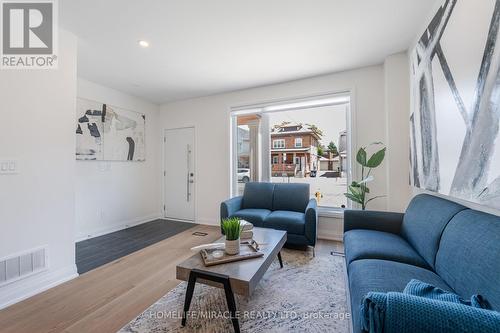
[200,244,263,266]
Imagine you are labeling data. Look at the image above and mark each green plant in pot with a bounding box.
[221,217,242,255]
[344,142,386,210]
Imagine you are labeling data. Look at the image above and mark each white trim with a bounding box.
[195,217,221,226]
[75,213,162,241]
[271,148,309,152]
[346,90,356,209]
[161,217,199,225]
[318,207,345,218]
[318,231,344,242]
[0,265,78,310]
[230,114,239,196]
[231,91,351,113]
[318,214,345,242]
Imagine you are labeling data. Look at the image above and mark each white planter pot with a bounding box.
[225,238,240,255]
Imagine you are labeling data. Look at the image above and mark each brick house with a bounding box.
[271,123,320,177]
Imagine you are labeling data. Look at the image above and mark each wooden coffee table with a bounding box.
[176,227,287,333]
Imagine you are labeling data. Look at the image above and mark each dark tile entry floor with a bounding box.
[76,219,196,274]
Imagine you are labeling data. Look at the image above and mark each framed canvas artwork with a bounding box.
[76,98,146,161]
[410,0,500,209]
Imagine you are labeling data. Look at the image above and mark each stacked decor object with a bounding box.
[240,220,254,240]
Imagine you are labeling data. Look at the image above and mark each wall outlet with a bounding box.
[98,162,111,172]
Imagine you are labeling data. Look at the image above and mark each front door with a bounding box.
[164,127,195,221]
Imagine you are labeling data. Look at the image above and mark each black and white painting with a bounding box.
[76,98,146,161]
[410,0,500,209]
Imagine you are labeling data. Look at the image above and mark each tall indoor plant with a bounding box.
[344,142,386,210]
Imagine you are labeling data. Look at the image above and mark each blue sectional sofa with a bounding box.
[220,182,317,248]
[344,194,500,333]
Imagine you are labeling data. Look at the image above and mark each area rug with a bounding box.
[119,249,350,333]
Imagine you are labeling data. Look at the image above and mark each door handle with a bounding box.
[187,144,192,202]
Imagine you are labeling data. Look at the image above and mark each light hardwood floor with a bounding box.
[0,225,343,333]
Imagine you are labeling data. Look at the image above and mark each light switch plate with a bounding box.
[0,160,18,174]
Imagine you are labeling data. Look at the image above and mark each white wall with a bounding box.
[75,79,162,240]
[0,30,78,308]
[384,53,412,212]
[159,65,390,226]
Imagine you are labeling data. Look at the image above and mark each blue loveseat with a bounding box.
[344,194,500,333]
[220,182,317,248]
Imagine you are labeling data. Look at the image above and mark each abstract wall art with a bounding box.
[76,98,146,161]
[410,0,500,209]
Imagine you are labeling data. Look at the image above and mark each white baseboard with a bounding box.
[0,265,78,310]
[75,213,162,241]
[318,230,344,242]
[195,218,219,226]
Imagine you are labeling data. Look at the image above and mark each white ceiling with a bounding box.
[61,0,435,104]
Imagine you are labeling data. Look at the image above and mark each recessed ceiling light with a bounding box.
[138,40,149,48]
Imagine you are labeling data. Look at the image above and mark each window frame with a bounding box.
[272,139,285,149]
[294,137,303,148]
[229,90,355,211]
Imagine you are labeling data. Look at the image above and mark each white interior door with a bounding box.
[164,127,195,221]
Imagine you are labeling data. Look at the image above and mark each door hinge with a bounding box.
[164,171,166,176]
[164,137,166,142]
[163,204,166,211]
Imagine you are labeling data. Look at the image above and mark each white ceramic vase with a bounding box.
[225,238,240,255]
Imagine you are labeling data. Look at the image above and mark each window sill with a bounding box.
[318,207,345,218]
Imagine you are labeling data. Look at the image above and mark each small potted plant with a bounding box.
[221,217,242,255]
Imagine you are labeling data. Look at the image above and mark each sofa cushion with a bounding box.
[242,182,274,210]
[265,210,305,235]
[435,209,500,311]
[272,183,309,213]
[231,209,271,228]
[344,230,429,268]
[401,194,466,268]
[348,259,452,333]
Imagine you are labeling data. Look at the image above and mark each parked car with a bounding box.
[237,168,250,183]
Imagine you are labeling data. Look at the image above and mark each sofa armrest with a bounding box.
[220,196,243,234]
[344,210,404,234]
[305,198,318,246]
[220,196,243,221]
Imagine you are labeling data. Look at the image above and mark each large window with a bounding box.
[231,93,351,208]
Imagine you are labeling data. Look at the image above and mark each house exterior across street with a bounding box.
[271,123,320,177]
